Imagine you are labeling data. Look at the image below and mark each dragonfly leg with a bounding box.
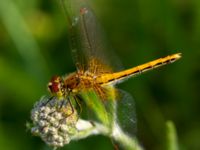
[59,99,67,109]
[110,139,119,150]
[42,96,54,106]
[66,96,75,116]
[58,97,74,117]
[74,96,82,117]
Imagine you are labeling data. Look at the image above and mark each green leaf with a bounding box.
[80,90,114,127]
[166,121,179,150]
[0,0,49,80]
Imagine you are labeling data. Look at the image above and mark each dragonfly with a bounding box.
[47,0,181,135]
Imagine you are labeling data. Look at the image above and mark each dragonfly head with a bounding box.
[48,76,66,99]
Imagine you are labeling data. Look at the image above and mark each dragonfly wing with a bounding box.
[82,86,137,135]
[60,0,123,74]
[116,89,137,136]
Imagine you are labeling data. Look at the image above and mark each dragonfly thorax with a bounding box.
[64,72,96,93]
[63,73,81,92]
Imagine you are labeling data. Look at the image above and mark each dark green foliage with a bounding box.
[0,0,199,149]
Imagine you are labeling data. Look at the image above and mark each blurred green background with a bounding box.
[0,0,199,149]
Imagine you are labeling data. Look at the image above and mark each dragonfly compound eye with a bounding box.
[48,76,66,98]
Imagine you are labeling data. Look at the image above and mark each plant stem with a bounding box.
[112,122,143,150]
[72,119,143,150]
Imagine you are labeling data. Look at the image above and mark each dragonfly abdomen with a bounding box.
[97,53,182,85]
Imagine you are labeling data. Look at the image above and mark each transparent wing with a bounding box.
[116,89,137,136]
[60,0,123,74]
[81,87,137,136]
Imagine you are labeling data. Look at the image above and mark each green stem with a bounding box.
[71,119,110,140]
[72,119,143,150]
[111,122,143,150]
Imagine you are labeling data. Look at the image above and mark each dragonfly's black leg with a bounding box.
[66,96,74,116]
[43,96,54,106]
[74,95,82,116]
[57,97,75,127]
[59,99,66,109]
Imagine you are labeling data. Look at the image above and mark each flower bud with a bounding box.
[31,96,78,148]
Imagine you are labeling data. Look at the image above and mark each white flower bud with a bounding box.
[30,96,79,148]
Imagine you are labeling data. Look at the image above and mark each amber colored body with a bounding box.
[63,53,181,99]
[46,5,182,100]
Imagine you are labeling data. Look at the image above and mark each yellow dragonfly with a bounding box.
[47,0,181,135]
